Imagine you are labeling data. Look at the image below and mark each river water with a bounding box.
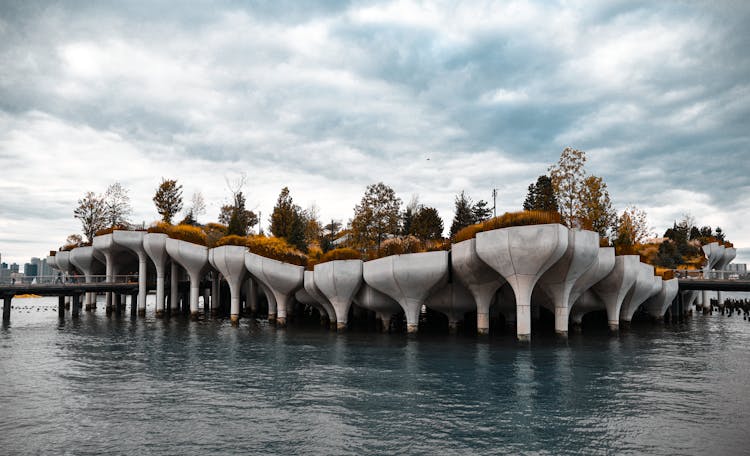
[1,297,749,455]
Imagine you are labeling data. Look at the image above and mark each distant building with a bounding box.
[726,263,747,274]
[24,262,38,277]
[10,263,19,273]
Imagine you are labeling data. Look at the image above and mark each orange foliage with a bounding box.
[246,236,307,267]
[453,211,563,243]
[215,235,249,247]
[167,224,208,246]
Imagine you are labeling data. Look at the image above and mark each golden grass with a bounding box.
[308,248,361,269]
[214,235,249,247]
[246,236,307,267]
[453,211,563,243]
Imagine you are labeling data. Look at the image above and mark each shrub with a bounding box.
[215,235,249,247]
[95,225,130,237]
[147,221,171,234]
[367,235,425,260]
[246,235,307,267]
[309,247,361,269]
[453,210,562,243]
[204,223,228,248]
[60,244,76,252]
[168,224,208,246]
[49,251,57,257]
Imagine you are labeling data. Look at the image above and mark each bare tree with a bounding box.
[549,147,587,227]
[104,182,132,227]
[74,191,108,242]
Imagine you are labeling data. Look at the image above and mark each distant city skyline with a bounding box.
[1,1,748,265]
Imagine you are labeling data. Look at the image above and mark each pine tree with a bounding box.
[410,206,444,240]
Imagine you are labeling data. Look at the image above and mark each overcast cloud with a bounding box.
[1,0,749,266]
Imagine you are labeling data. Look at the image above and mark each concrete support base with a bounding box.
[477,312,489,336]
[517,333,530,343]
[230,314,240,325]
[58,296,65,318]
[336,322,347,332]
[556,329,569,338]
[137,309,146,317]
[608,321,619,333]
[268,313,277,324]
[155,310,164,318]
[277,317,287,328]
[407,323,418,334]
[190,311,200,320]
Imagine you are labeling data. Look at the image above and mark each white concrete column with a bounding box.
[137,254,147,316]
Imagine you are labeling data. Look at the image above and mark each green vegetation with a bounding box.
[350,182,402,252]
[523,175,558,212]
[449,190,492,238]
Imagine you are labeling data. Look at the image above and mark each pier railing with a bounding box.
[0,274,139,287]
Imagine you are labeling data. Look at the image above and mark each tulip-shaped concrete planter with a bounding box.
[619,263,659,325]
[46,255,58,271]
[143,233,169,317]
[425,281,475,333]
[475,224,568,342]
[537,229,600,337]
[363,251,448,334]
[354,282,401,332]
[570,290,606,330]
[209,245,247,324]
[644,278,679,321]
[452,238,507,335]
[569,247,615,308]
[54,250,75,276]
[112,230,149,316]
[166,238,208,318]
[295,287,330,326]
[93,233,132,312]
[566,247,615,330]
[591,255,640,332]
[245,252,304,327]
[70,246,105,310]
[303,271,336,327]
[314,260,363,331]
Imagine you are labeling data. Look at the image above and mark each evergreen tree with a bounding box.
[351,182,402,251]
[269,187,307,251]
[450,191,474,238]
[523,175,558,212]
[450,191,492,237]
[410,206,444,240]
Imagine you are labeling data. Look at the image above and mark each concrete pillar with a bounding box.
[72,294,80,318]
[475,224,569,342]
[137,257,146,316]
[211,274,220,315]
[58,295,65,318]
[3,295,11,322]
[170,262,179,315]
[166,239,208,319]
[245,252,305,329]
[248,278,258,315]
[203,287,210,315]
[363,252,447,334]
[451,238,506,337]
[378,312,391,332]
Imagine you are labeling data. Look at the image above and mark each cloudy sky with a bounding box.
[1,0,748,266]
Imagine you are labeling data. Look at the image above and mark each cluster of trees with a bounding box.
[73,182,133,243]
[522,147,649,253]
[69,147,728,269]
[654,214,728,268]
